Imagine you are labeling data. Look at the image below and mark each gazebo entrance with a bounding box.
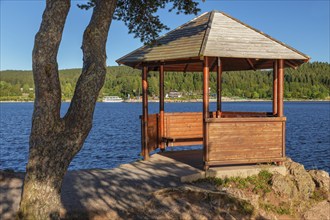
[117,11,309,170]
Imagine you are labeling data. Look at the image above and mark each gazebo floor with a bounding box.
[159,149,204,170]
[158,149,287,181]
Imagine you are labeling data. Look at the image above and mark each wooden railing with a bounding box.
[205,116,286,166]
[163,112,203,147]
[142,112,285,167]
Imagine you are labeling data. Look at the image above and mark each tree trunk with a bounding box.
[19,0,117,219]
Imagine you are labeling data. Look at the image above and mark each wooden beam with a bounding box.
[183,63,189,73]
[216,57,222,118]
[143,58,202,67]
[134,62,142,69]
[210,58,217,72]
[277,59,284,117]
[203,56,210,170]
[285,60,298,69]
[254,59,271,69]
[142,66,149,160]
[246,58,256,71]
[273,60,278,116]
[159,64,165,151]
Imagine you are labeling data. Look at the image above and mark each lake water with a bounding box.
[0,102,329,173]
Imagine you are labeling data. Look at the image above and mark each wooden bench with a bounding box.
[162,136,203,147]
[162,112,203,147]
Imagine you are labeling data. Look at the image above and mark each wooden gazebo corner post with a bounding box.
[142,66,149,160]
[277,59,284,117]
[159,64,165,151]
[203,56,210,170]
[277,59,286,164]
[273,60,278,116]
[216,57,222,118]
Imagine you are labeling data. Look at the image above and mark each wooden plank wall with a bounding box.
[147,114,159,152]
[164,112,203,146]
[207,117,286,165]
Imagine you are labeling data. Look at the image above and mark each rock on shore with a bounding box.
[1,157,329,220]
[137,158,330,220]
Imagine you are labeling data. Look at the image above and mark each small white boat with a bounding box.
[102,96,123,103]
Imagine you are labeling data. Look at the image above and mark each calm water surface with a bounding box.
[0,102,329,172]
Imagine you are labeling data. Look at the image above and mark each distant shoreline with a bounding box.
[1,99,329,103]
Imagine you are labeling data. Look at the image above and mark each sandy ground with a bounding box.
[0,154,202,219]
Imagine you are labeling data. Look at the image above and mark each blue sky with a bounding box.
[0,0,329,70]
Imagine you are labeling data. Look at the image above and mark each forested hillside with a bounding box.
[0,62,329,101]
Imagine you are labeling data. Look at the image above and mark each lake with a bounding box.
[0,101,329,173]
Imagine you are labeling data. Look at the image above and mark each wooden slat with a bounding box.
[204,13,307,60]
[206,117,286,123]
[117,12,210,64]
[146,114,159,153]
[205,157,285,166]
[207,118,285,164]
[161,112,204,147]
[168,141,203,147]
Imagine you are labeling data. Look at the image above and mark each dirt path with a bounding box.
[0,154,201,219]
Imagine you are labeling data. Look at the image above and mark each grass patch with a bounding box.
[311,189,328,202]
[240,200,255,215]
[260,202,291,215]
[197,170,273,195]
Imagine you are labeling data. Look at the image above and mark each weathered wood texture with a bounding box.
[142,66,149,159]
[203,12,307,60]
[159,65,165,150]
[117,13,210,63]
[273,61,278,115]
[206,117,286,165]
[117,11,309,71]
[146,114,159,152]
[277,59,284,117]
[163,112,203,146]
[221,112,272,118]
[203,56,210,167]
[216,57,222,117]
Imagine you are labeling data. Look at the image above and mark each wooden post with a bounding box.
[273,60,278,116]
[216,57,222,118]
[203,56,210,170]
[159,64,165,151]
[277,59,284,117]
[142,66,149,160]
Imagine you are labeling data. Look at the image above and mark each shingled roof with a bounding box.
[116,11,309,72]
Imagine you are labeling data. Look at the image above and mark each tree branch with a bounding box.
[65,0,117,134]
[31,0,70,135]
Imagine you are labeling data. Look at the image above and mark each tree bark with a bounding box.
[19,0,117,219]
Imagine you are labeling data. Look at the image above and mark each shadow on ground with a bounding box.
[61,154,200,219]
[0,154,202,219]
[0,171,25,220]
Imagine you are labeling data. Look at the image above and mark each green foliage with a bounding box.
[197,170,273,195]
[260,202,291,215]
[78,0,200,44]
[0,62,329,101]
[240,201,255,215]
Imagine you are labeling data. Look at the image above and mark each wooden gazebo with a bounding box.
[116,11,309,169]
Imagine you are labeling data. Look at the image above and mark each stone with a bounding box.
[303,200,330,220]
[308,170,330,191]
[285,160,315,199]
[271,173,298,198]
[225,187,260,210]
